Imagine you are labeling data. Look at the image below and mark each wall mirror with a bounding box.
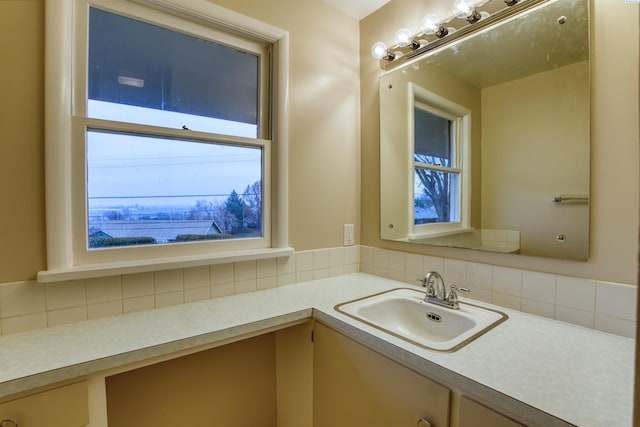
[379,0,590,261]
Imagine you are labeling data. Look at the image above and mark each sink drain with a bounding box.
[425,312,442,322]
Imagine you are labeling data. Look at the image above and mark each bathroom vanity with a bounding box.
[0,273,634,426]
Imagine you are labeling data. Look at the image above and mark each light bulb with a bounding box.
[453,0,481,23]
[453,0,474,18]
[421,14,448,38]
[394,28,413,47]
[371,41,388,59]
[420,14,441,35]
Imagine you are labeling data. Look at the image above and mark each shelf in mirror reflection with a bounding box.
[407,229,520,254]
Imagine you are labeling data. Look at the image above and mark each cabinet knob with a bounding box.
[0,420,18,427]
[417,418,432,427]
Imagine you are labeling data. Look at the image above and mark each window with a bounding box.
[410,84,470,238]
[85,6,266,249]
[41,0,290,281]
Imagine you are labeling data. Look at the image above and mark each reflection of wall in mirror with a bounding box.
[481,60,589,260]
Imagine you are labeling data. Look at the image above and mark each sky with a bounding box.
[87,101,262,209]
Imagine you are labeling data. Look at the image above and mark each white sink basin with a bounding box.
[335,288,507,352]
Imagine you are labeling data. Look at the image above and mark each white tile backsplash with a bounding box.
[122,272,154,298]
[0,281,45,318]
[313,249,330,270]
[522,299,555,319]
[295,251,314,272]
[359,246,636,338]
[234,260,257,282]
[86,276,122,304]
[444,259,467,284]
[595,281,637,321]
[153,269,183,294]
[556,276,596,312]
[123,295,154,313]
[184,286,210,303]
[329,247,345,267]
[556,305,594,329]
[211,263,234,285]
[0,246,635,339]
[47,306,87,327]
[522,271,556,303]
[88,300,123,320]
[46,280,86,311]
[492,267,523,297]
[466,262,493,291]
[155,290,184,308]
[183,266,210,289]
[423,255,444,275]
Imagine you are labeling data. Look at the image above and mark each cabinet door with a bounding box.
[458,396,525,427]
[0,381,89,427]
[313,323,450,427]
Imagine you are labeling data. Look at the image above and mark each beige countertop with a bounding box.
[0,273,634,426]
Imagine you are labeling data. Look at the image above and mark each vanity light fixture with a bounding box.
[371,41,395,60]
[394,28,420,49]
[370,0,543,70]
[421,14,449,38]
[453,0,483,23]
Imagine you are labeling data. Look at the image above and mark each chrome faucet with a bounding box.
[418,271,469,310]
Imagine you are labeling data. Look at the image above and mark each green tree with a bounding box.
[224,190,244,233]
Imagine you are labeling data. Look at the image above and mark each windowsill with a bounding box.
[37,247,294,283]
[408,227,474,241]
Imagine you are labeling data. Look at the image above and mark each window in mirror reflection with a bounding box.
[414,104,461,226]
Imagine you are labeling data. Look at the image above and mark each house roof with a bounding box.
[89,220,222,242]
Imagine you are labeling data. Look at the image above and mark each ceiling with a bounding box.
[322,0,391,20]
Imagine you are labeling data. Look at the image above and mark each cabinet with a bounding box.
[457,396,524,427]
[0,381,88,427]
[105,332,278,426]
[313,322,450,427]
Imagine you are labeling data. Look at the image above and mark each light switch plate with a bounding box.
[343,224,355,246]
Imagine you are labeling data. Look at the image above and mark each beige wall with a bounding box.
[0,0,361,283]
[0,1,46,283]
[481,61,589,260]
[361,0,639,285]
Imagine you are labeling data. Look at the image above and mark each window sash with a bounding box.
[75,0,271,138]
[409,84,470,238]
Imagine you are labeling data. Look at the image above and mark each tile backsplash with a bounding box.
[360,246,637,339]
[0,247,359,336]
[0,245,636,339]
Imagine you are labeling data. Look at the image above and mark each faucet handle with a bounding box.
[447,284,470,303]
[417,276,436,297]
[452,284,470,294]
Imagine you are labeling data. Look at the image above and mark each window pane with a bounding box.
[88,8,260,138]
[87,130,263,249]
[414,169,459,224]
[414,107,452,167]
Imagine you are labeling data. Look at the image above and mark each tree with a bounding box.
[243,181,261,231]
[224,190,245,233]
[415,154,450,223]
[187,199,214,220]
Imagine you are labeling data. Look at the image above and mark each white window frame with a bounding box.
[40,0,291,283]
[408,83,471,239]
